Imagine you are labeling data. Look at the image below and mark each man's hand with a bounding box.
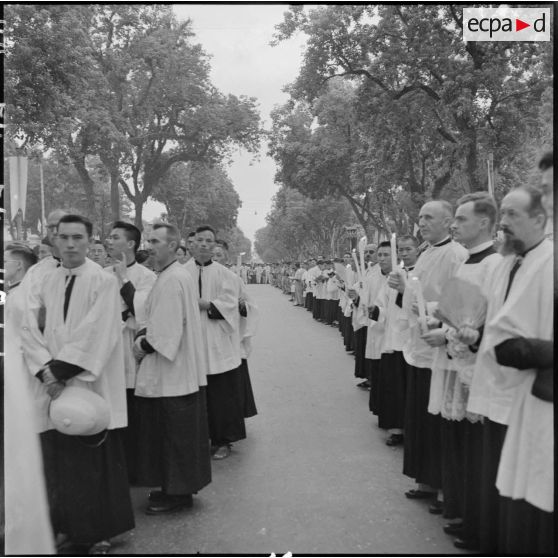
[133,337,146,362]
[367,305,377,319]
[348,289,357,301]
[41,367,65,399]
[426,316,441,330]
[47,382,65,399]
[455,326,479,346]
[113,251,129,284]
[421,328,447,347]
[198,299,211,311]
[388,270,405,293]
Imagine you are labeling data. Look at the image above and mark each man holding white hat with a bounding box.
[20,214,134,554]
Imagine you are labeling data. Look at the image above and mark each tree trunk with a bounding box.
[466,127,480,191]
[110,169,120,223]
[72,156,98,220]
[134,197,144,230]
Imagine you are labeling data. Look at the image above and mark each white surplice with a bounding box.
[429,246,501,421]
[369,278,410,356]
[236,276,259,359]
[402,239,468,369]
[464,239,553,512]
[107,261,156,389]
[352,263,382,331]
[184,259,241,375]
[20,260,127,433]
[135,261,207,397]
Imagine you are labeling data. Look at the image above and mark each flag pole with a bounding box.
[39,159,46,236]
[487,152,494,197]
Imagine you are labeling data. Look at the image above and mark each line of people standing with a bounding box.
[5,218,259,555]
[271,152,554,555]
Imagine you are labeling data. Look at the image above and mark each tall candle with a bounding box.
[352,249,361,281]
[359,241,366,278]
[390,232,398,272]
[411,276,428,334]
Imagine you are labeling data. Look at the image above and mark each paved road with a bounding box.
[118,284,466,555]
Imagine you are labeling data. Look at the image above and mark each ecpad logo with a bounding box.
[463,7,551,42]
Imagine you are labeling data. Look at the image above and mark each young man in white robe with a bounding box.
[213,241,259,419]
[185,225,245,460]
[305,258,320,313]
[465,186,553,554]
[19,209,67,300]
[351,245,380,388]
[389,201,467,504]
[133,223,211,515]
[20,214,134,554]
[106,221,156,484]
[338,254,357,352]
[427,193,501,548]
[365,242,393,416]
[4,246,53,554]
[5,244,38,329]
[293,262,305,306]
[324,262,339,325]
[368,236,418,446]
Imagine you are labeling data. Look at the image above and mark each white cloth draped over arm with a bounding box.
[145,275,186,362]
[211,274,240,335]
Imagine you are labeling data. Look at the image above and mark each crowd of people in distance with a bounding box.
[268,152,554,555]
[5,220,259,555]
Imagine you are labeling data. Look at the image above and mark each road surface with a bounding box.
[118,284,466,555]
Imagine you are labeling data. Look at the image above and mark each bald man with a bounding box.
[19,209,68,308]
[389,200,467,506]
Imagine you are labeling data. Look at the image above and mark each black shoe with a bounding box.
[386,434,404,446]
[429,500,443,514]
[443,522,464,536]
[404,489,437,499]
[453,538,480,551]
[145,494,193,515]
[357,380,371,389]
[148,490,166,502]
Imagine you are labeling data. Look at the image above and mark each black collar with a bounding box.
[432,237,451,248]
[405,266,415,272]
[158,259,177,274]
[195,259,213,267]
[127,260,136,268]
[465,245,497,264]
[9,281,21,291]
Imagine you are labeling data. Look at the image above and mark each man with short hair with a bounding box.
[365,241,393,416]
[133,223,211,514]
[351,244,380,389]
[5,244,38,328]
[19,209,67,296]
[305,258,319,312]
[427,193,501,547]
[538,151,553,237]
[106,221,156,484]
[185,231,196,262]
[184,225,245,460]
[213,240,259,420]
[466,186,553,554]
[389,201,468,505]
[21,214,134,553]
[89,240,108,267]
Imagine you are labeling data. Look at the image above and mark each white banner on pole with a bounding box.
[8,156,29,219]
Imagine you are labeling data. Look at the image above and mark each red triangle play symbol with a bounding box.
[516,19,530,31]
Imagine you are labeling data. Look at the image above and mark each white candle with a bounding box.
[359,244,366,277]
[411,276,428,334]
[390,232,398,272]
[352,249,361,280]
